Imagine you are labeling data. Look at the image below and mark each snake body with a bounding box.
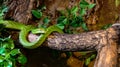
[0,20,63,49]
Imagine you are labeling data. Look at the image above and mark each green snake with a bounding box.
[0,20,63,49]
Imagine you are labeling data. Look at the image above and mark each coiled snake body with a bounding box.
[0,20,63,49]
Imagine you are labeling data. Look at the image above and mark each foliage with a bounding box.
[0,5,8,20]
[56,0,95,33]
[40,17,51,28]
[0,3,27,67]
[31,6,51,29]
[53,0,96,65]
[0,36,27,67]
[101,24,112,30]
[32,6,46,19]
[56,0,96,66]
[78,51,96,66]
[85,54,96,66]
[32,10,42,19]
[115,0,120,7]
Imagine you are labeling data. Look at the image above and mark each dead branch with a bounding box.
[28,25,120,67]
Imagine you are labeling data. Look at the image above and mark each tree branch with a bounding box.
[28,24,120,67]
[44,28,118,51]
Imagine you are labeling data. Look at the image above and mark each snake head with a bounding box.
[31,28,46,34]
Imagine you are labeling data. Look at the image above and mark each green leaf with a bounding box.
[85,57,91,66]
[57,16,67,29]
[6,60,12,67]
[43,17,50,24]
[70,20,79,27]
[65,52,72,57]
[77,16,84,22]
[10,49,20,56]
[80,0,89,8]
[0,47,5,54]
[115,0,120,7]
[71,6,78,15]
[62,18,68,25]
[79,52,87,55]
[8,40,14,49]
[17,55,27,64]
[101,24,112,30]
[2,6,8,13]
[88,4,96,9]
[56,24,65,29]
[0,36,11,42]
[81,22,88,31]
[80,9,86,16]
[32,10,42,18]
[72,24,79,27]
[0,12,4,16]
[0,6,8,17]
[3,60,12,67]
[3,39,14,49]
[90,54,96,59]
[57,16,66,24]
[5,53,11,60]
[80,0,89,5]
[0,21,27,66]
[0,56,4,62]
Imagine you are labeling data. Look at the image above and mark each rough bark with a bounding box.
[47,27,118,67]
[28,25,119,67]
[46,28,115,51]
[94,41,118,67]
[5,0,35,24]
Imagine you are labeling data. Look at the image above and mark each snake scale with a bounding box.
[0,20,63,49]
